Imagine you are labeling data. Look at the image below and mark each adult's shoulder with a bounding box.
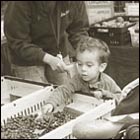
[69,1,86,8]
[8,1,31,6]
[6,1,33,11]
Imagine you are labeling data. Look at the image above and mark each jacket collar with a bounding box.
[35,1,57,14]
[80,73,104,90]
[88,73,104,89]
[35,1,70,14]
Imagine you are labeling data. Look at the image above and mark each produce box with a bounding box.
[1,76,51,105]
[1,86,116,139]
[85,1,114,25]
[128,23,139,47]
[125,3,139,16]
[89,15,139,46]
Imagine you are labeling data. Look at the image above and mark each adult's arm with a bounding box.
[4,2,45,64]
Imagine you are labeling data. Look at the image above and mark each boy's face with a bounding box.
[76,49,106,83]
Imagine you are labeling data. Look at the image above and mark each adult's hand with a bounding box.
[43,53,67,73]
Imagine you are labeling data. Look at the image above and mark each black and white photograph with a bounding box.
[1,1,139,139]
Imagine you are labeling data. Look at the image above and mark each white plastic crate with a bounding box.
[129,25,139,47]
[1,86,54,125]
[85,1,114,25]
[1,86,116,139]
[39,100,115,139]
[125,3,139,16]
[1,76,50,105]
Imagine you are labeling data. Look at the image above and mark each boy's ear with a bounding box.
[99,63,107,72]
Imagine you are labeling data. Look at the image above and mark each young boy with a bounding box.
[42,37,121,114]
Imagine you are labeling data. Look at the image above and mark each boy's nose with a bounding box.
[81,65,87,71]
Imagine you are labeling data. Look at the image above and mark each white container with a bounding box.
[85,1,114,25]
[129,25,139,47]
[125,3,139,16]
[1,76,49,105]
[1,86,115,139]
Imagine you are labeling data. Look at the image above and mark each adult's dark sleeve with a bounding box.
[4,2,45,64]
[112,86,139,116]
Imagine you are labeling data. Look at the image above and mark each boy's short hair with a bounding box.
[76,37,110,63]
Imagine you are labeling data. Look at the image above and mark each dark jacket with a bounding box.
[4,1,89,66]
[112,86,139,116]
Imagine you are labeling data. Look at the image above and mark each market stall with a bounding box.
[1,1,139,139]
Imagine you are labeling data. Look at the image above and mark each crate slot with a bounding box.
[14,114,17,118]
[24,109,27,116]
[27,108,30,114]
[2,120,6,125]
[40,102,43,107]
[17,112,20,116]
[34,105,37,111]
[31,107,34,113]
[43,100,46,105]
[37,103,40,110]
[21,111,24,116]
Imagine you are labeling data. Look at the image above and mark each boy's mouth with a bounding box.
[81,73,88,76]
[81,74,88,78]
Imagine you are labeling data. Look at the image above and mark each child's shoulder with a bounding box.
[101,73,116,83]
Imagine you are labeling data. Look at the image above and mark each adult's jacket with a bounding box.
[4,1,89,66]
[112,86,139,116]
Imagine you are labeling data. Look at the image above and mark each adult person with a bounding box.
[4,1,89,84]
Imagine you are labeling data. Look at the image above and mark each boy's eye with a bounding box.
[87,64,93,67]
[78,63,82,66]
[77,62,82,66]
